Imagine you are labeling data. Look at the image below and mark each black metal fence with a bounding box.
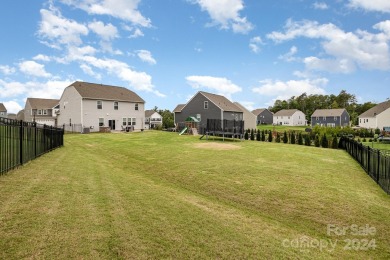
[339,137,390,195]
[0,117,64,175]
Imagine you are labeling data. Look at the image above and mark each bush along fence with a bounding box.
[339,137,390,195]
[0,117,64,175]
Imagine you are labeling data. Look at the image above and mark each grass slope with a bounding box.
[0,131,389,259]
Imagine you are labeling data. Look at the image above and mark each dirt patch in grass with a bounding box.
[193,142,241,150]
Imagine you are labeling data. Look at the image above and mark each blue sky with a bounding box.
[1,0,390,113]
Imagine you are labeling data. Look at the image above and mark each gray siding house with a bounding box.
[311,109,350,127]
[0,103,7,118]
[24,98,60,126]
[252,108,273,125]
[174,91,243,133]
[57,81,145,132]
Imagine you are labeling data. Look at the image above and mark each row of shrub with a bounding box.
[244,129,339,149]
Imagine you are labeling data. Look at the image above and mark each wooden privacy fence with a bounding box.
[339,137,390,195]
[0,117,64,175]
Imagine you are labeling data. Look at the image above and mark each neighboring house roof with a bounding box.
[0,103,7,112]
[252,108,269,116]
[26,98,60,109]
[70,81,145,103]
[145,110,158,117]
[359,100,390,118]
[198,91,242,112]
[173,104,185,113]
[311,109,347,117]
[274,109,302,117]
[234,102,254,115]
[7,113,16,119]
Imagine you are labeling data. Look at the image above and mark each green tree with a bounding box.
[298,132,303,145]
[283,131,288,143]
[256,129,261,141]
[276,132,281,143]
[156,108,174,129]
[268,130,273,142]
[250,129,254,140]
[315,134,320,147]
[290,131,296,144]
[244,129,249,140]
[304,134,311,146]
[321,134,328,148]
[331,136,338,149]
[261,130,266,141]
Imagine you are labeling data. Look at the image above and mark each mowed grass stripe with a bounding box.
[0,131,389,259]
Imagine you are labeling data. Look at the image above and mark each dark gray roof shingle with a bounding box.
[71,81,145,103]
[173,104,185,113]
[199,91,242,112]
[311,109,347,117]
[359,100,390,118]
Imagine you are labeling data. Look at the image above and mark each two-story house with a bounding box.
[233,102,257,130]
[311,109,350,127]
[24,98,60,126]
[57,81,145,132]
[174,91,244,133]
[145,110,163,129]
[273,109,306,126]
[252,108,273,125]
[359,100,390,129]
[0,103,7,118]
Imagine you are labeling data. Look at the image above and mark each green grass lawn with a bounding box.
[0,131,389,259]
[362,141,390,151]
[257,124,308,132]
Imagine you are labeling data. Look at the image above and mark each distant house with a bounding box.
[359,100,390,130]
[16,109,25,121]
[145,110,163,129]
[174,91,243,133]
[7,113,16,120]
[0,103,7,118]
[234,102,257,130]
[24,98,60,126]
[252,108,273,125]
[273,109,306,126]
[57,81,145,132]
[311,109,350,127]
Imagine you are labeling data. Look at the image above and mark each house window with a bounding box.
[37,109,42,115]
[323,117,326,120]
[42,109,48,115]
[122,118,127,126]
[127,118,131,125]
[334,117,337,121]
[97,100,102,109]
[135,104,139,111]
[99,118,104,126]
[114,102,118,110]
[316,117,319,120]
[132,118,136,125]
[204,101,208,109]
[366,119,368,122]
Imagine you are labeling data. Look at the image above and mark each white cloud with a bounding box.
[252,78,327,101]
[80,64,101,80]
[191,0,253,34]
[33,54,51,62]
[77,55,164,97]
[129,28,144,38]
[348,0,390,13]
[136,50,157,65]
[249,36,263,53]
[238,101,255,111]
[88,20,118,41]
[267,19,390,72]
[38,6,88,48]
[279,46,298,62]
[61,0,151,27]
[0,80,28,98]
[313,2,329,10]
[19,61,52,78]
[0,65,16,75]
[186,75,242,99]
[3,100,23,114]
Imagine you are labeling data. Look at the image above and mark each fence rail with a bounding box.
[0,117,64,175]
[339,137,390,195]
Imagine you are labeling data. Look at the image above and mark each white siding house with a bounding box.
[145,110,163,129]
[359,100,390,129]
[0,103,7,118]
[273,109,306,126]
[57,81,145,132]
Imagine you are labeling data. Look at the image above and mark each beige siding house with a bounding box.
[24,98,60,126]
[145,110,163,129]
[233,102,257,130]
[0,103,7,118]
[57,81,145,132]
[273,109,306,126]
[359,100,390,129]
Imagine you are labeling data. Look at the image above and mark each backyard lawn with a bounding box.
[257,124,307,132]
[0,131,389,259]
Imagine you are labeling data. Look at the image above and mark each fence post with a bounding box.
[19,120,23,165]
[377,150,380,183]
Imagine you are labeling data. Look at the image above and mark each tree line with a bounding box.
[268,90,377,125]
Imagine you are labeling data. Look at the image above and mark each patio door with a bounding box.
[109,120,116,130]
